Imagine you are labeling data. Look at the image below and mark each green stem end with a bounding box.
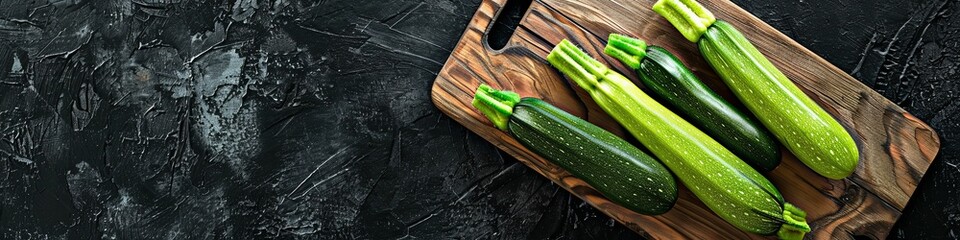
[604,34,648,70]
[547,39,610,92]
[776,203,811,240]
[652,0,717,42]
[472,84,520,131]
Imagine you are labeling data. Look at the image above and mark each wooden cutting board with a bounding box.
[431,0,941,239]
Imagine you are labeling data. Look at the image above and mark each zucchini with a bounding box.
[604,34,781,172]
[547,40,809,239]
[472,84,678,215]
[653,0,860,179]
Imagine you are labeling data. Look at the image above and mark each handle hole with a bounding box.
[485,0,533,51]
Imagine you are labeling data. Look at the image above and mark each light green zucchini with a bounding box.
[653,0,860,179]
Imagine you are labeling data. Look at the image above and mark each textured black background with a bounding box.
[0,0,957,239]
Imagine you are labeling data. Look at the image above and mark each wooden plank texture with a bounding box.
[431,0,941,239]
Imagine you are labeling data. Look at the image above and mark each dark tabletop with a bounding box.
[0,0,957,239]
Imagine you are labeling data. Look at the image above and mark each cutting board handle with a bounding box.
[485,0,534,51]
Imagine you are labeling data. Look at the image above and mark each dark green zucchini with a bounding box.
[604,34,781,172]
[472,84,678,215]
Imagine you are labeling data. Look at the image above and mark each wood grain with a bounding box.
[431,0,941,239]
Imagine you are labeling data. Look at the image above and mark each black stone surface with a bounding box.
[0,0,956,239]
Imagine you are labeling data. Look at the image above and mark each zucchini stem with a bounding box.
[604,34,648,70]
[776,203,811,240]
[652,0,716,42]
[547,39,609,91]
[473,84,521,131]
